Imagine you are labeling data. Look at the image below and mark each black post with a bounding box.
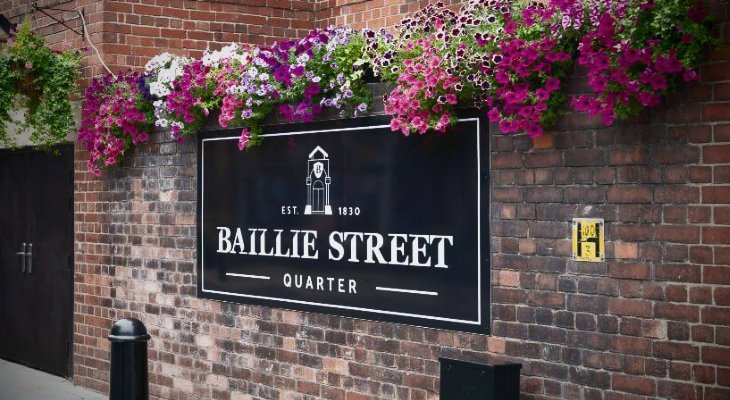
[108,318,151,400]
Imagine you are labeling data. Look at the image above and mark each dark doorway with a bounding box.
[0,145,74,377]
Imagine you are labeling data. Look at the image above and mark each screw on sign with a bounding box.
[572,218,605,262]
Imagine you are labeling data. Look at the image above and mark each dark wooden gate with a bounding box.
[0,145,74,377]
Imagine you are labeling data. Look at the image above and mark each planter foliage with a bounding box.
[0,21,81,148]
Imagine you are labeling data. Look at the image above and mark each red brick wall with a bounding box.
[315,0,466,30]
[0,0,314,87]
[8,0,730,398]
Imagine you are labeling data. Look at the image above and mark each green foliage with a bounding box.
[0,20,81,148]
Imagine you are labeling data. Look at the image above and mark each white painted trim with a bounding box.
[376,287,439,296]
[226,273,271,280]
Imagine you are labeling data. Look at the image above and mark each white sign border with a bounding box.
[200,118,483,326]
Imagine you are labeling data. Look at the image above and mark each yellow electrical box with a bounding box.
[572,218,605,262]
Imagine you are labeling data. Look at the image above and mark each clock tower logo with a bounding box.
[304,146,332,215]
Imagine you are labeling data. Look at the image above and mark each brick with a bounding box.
[684,125,713,143]
[526,187,563,202]
[689,286,712,304]
[530,221,568,239]
[715,166,730,183]
[569,367,610,388]
[702,346,730,367]
[716,206,730,223]
[705,266,730,284]
[669,362,692,380]
[654,342,700,362]
[702,226,730,244]
[527,291,566,309]
[719,368,730,386]
[703,144,730,163]
[608,263,650,280]
[668,321,690,341]
[655,264,701,283]
[495,270,520,287]
[610,336,652,356]
[666,285,688,301]
[688,207,712,223]
[703,187,730,204]
[608,148,647,165]
[701,62,730,81]
[613,242,638,259]
[655,187,699,204]
[658,381,702,400]
[492,187,522,202]
[704,103,730,121]
[568,294,609,314]
[611,374,655,396]
[654,303,699,322]
[609,298,653,318]
[492,153,523,169]
[532,133,554,149]
[642,320,666,339]
[493,220,528,237]
[564,187,605,203]
[716,248,730,264]
[702,307,730,325]
[607,187,652,203]
[663,103,702,124]
[694,365,716,384]
[638,243,661,261]
[654,146,700,164]
[693,325,715,343]
[565,150,604,166]
[663,207,688,224]
[664,166,688,184]
[656,226,699,244]
[524,152,562,168]
[716,124,730,142]
[689,166,712,183]
[715,287,730,305]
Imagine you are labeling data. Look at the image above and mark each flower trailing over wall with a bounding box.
[571,0,714,125]
[482,1,574,137]
[0,20,81,147]
[144,52,192,138]
[80,26,370,173]
[368,0,713,137]
[383,36,461,135]
[78,72,154,175]
[366,3,468,135]
[366,0,575,137]
[144,27,369,150]
[78,1,716,173]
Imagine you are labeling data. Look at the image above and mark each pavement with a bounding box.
[0,359,106,400]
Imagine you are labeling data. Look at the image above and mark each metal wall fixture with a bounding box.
[16,243,33,274]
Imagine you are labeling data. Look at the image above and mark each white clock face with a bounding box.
[313,162,324,178]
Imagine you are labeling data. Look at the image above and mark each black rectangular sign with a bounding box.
[197,115,489,333]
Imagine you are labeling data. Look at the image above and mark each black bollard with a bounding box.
[108,318,151,400]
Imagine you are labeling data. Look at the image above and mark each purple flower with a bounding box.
[292,65,306,77]
[238,128,250,151]
[274,65,292,85]
[304,83,321,97]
